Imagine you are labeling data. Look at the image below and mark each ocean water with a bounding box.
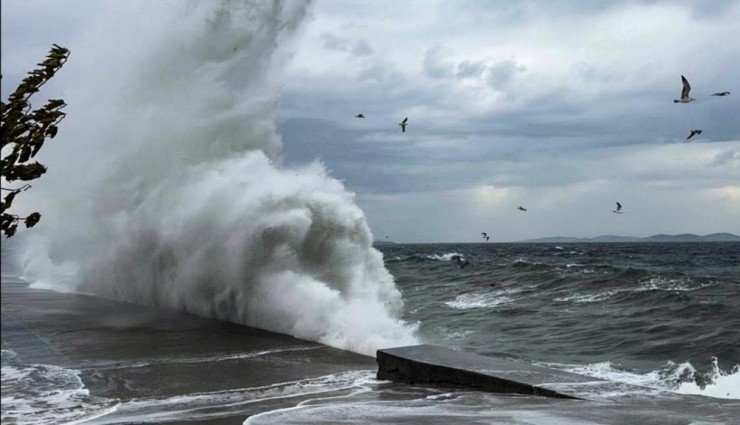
[5,242,739,424]
[380,242,740,399]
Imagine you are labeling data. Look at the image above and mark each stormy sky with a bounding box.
[3,0,739,242]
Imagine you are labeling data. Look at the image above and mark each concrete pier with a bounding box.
[377,344,601,399]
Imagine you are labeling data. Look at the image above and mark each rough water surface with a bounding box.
[381,242,740,400]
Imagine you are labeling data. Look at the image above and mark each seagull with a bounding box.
[613,202,624,214]
[355,113,365,118]
[674,75,695,103]
[451,255,470,268]
[399,117,408,133]
[711,92,730,97]
[518,206,527,212]
[481,232,488,238]
[485,236,490,241]
[686,129,702,140]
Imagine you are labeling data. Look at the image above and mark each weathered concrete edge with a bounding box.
[376,347,581,400]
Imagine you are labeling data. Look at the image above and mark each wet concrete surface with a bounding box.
[1,277,375,423]
[378,344,599,399]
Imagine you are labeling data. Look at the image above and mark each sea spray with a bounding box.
[19,0,418,355]
[552,358,740,400]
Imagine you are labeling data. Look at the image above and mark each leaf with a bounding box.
[46,99,66,109]
[24,212,41,228]
[5,224,17,238]
[2,191,17,211]
[19,145,32,162]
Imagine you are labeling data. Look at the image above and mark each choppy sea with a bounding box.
[382,242,740,399]
[2,242,739,424]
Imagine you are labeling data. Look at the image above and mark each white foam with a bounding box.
[1,350,119,425]
[676,359,740,399]
[78,346,323,371]
[552,357,740,400]
[636,276,713,292]
[553,274,716,304]
[18,0,418,357]
[559,360,689,388]
[87,370,374,424]
[553,291,617,304]
[425,252,465,261]
[445,293,513,309]
[437,327,475,341]
[243,397,596,425]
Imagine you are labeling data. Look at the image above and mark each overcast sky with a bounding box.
[3,0,739,242]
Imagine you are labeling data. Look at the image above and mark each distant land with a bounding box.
[520,233,740,243]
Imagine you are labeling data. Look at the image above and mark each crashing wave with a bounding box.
[18,0,417,356]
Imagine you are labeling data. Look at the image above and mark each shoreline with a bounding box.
[2,275,737,424]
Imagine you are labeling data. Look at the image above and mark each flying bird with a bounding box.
[674,75,695,103]
[399,117,408,133]
[355,113,365,118]
[481,232,488,238]
[485,236,490,241]
[518,206,527,212]
[613,202,624,214]
[686,129,702,140]
[711,92,730,97]
[451,255,470,268]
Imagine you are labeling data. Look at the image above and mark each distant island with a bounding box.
[520,233,740,243]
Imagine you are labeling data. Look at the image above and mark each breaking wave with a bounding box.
[555,357,740,400]
[18,0,417,356]
[384,252,464,263]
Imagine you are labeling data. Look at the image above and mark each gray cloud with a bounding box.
[320,32,350,51]
[710,149,740,166]
[456,60,487,79]
[351,39,373,57]
[487,60,526,89]
[320,32,373,57]
[4,0,740,241]
[422,46,455,79]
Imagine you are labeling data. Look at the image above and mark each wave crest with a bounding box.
[556,357,740,400]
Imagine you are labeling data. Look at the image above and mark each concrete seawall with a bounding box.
[377,345,601,399]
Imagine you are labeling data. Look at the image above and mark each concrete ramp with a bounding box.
[377,344,604,399]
